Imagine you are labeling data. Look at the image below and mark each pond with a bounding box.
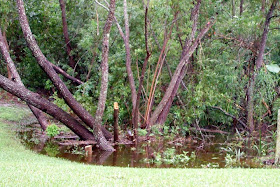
[18,127,266,168]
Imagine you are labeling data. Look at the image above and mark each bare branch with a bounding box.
[52,64,84,85]
[95,0,109,11]
[211,106,248,130]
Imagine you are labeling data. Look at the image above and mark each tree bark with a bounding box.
[123,0,137,111]
[156,64,188,125]
[59,0,76,69]
[16,0,113,151]
[275,109,280,164]
[133,3,151,143]
[0,74,95,140]
[113,102,119,142]
[240,0,244,16]
[232,0,236,17]
[246,0,278,132]
[93,0,116,145]
[261,0,266,13]
[0,29,49,131]
[1,30,12,80]
[52,64,84,85]
[95,0,137,124]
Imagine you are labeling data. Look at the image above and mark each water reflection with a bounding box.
[18,130,264,168]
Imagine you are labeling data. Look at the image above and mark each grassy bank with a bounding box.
[0,105,280,186]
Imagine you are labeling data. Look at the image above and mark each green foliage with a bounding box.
[46,124,60,138]
[1,0,280,136]
[138,128,148,136]
[44,141,59,157]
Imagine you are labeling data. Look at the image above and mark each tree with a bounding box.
[0,0,117,151]
[246,0,278,132]
[147,0,214,127]
[0,29,49,131]
[59,0,76,69]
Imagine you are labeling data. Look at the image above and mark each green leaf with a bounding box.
[266,64,280,73]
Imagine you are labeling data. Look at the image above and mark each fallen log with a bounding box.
[58,140,96,146]
[189,127,230,134]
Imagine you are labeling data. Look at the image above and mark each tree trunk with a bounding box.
[95,0,137,124]
[275,109,280,164]
[59,0,75,68]
[113,102,119,142]
[232,0,236,17]
[123,0,137,112]
[156,64,188,125]
[1,30,12,79]
[149,20,213,127]
[246,0,278,132]
[148,0,208,127]
[52,64,84,85]
[0,74,95,140]
[144,12,178,127]
[0,29,49,131]
[93,0,116,148]
[133,3,151,143]
[240,0,244,16]
[16,0,114,151]
[247,73,256,132]
[261,0,266,13]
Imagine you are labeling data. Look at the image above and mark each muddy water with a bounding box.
[18,130,263,168]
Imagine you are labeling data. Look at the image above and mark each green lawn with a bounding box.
[0,105,280,186]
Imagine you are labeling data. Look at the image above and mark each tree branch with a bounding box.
[211,106,248,130]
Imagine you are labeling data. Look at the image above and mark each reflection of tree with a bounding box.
[112,146,119,166]
[33,134,48,152]
[97,151,113,165]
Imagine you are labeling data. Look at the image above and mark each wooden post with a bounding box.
[85,145,92,156]
[114,102,119,142]
[275,109,280,164]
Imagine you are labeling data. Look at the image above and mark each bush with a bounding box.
[46,124,60,138]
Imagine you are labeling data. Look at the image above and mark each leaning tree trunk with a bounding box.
[0,74,95,140]
[149,5,214,127]
[16,0,114,151]
[59,0,76,69]
[149,0,201,127]
[246,0,278,132]
[1,29,12,79]
[0,29,49,131]
[156,64,188,125]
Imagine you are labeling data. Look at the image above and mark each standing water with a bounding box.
[18,128,265,168]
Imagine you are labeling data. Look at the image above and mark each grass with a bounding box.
[0,105,280,186]
[0,106,30,121]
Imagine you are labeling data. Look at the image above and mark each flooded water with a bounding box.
[18,128,265,168]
